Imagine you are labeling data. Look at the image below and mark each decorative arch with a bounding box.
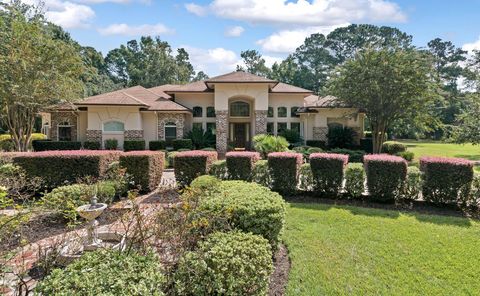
[229,100,251,117]
[157,113,185,140]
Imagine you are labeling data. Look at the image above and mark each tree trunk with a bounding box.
[4,104,36,152]
[371,121,387,154]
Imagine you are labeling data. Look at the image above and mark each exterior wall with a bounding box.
[141,112,158,149]
[175,93,215,132]
[50,112,78,141]
[268,94,304,136]
[157,113,185,140]
[86,106,142,132]
[214,83,269,111]
[78,111,87,142]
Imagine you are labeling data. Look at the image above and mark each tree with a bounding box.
[451,94,480,145]
[192,71,209,81]
[0,1,84,151]
[328,48,438,153]
[238,50,271,77]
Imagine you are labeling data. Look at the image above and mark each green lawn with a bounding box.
[397,140,480,161]
[284,202,480,295]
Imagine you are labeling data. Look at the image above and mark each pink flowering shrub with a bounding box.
[268,152,302,194]
[364,154,407,201]
[420,156,474,204]
[174,150,218,186]
[226,151,261,181]
[13,150,120,188]
[309,153,349,196]
[119,151,164,193]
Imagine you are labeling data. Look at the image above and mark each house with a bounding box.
[44,71,365,154]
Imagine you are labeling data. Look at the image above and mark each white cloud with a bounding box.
[182,46,241,76]
[257,24,346,53]
[263,55,283,67]
[185,2,207,16]
[463,36,480,52]
[98,23,174,36]
[225,25,244,37]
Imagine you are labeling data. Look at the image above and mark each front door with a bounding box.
[233,123,248,148]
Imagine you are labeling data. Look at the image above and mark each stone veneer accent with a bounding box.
[86,130,102,142]
[124,130,144,140]
[157,113,185,140]
[51,112,78,141]
[313,127,329,142]
[215,110,228,155]
[254,110,267,135]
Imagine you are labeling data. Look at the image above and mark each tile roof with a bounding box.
[148,84,178,99]
[206,70,277,83]
[270,82,313,93]
[163,80,212,93]
[303,95,348,108]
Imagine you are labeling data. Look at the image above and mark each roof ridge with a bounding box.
[121,90,148,106]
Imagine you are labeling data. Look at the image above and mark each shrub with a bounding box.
[397,150,415,162]
[402,166,423,201]
[32,140,82,151]
[123,140,146,152]
[104,138,118,150]
[467,173,480,207]
[174,231,272,296]
[360,138,373,153]
[120,151,164,192]
[279,128,301,144]
[36,249,165,295]
[0,138,14,152]
[14,150,120,188]
[186,127,215,149]
[149,140,166,151]
[310,153,348,196]
[226,151,260,181]
[209,160,228,180]
[420,156,474,204]
[268,152,302,195]
[345,163,365,198]
[173,139,193,150]
[166,151,178,168]
[174,150,218,187]
[364,154,408,201]
[201,147,216,151]
[83,141,101,150]
[252,160,270,188]
[253,134,289,158]
[329,148,365,163]
[382,141,407,154]
[190,175,221,194]
[306,140,326,149]
[298,163,314,192]
[327,126,357,149]
[198,181,286,247]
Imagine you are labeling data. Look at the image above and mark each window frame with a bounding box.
[268,107,274,118]
[164,121,177,141]
[291,106,300,118]
[277,107,287,118]
[193,106,203,118]
[229,101,250,118]
[206,106,216,118]
[103,120,125,134]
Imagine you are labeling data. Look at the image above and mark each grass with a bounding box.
[284,202,480,295]
[397,139,480,161]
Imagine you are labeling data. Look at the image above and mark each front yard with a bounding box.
[284,202,480,295]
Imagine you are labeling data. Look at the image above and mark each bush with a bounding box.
[186,127,215,149]
[0,138,14,152]
[397,151,415,162]
[120,151,164,193]
[173,139,193,150]
[198,181,286,247]
[467,174,480,207]
[149,140,166,151]
[252,160,270,188]
[364,154,407,201]
[420,156,474,204]
[344,163,365,198]
[201,147,216,151]
[104,138,118,150]
[253,134,289,158]
[174,150,218,187]
[306,140,326,149]
[33,140,82,151]
[382,141,407,154]
[298,163,314,192]
[190,175,221,194]
[268,152,302,195]
[166,151,178,168]
[36,249,165,295]
[360,138,373,153]
[83,141,101,150]
[310,153,348,196]
[209,160,228,180]
[123,140,146,152]
[174,231,272,296]
[329,148,365,163]
[226,151,260,181]
[327,126,357,149]
[402,166,423,201]
[14,150,120,188]
[279,128,302,144]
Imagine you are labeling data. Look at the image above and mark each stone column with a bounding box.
[51,112,78,141]
[215,110,228,155]
[124,130,144,140]
[254,110,267,135]
[313,127,329,142]
[86,130,102,142]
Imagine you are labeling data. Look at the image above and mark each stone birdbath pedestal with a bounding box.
[76,195,107,251]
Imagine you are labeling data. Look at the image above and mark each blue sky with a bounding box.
[32,0,480,76]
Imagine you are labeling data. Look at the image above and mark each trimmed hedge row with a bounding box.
[149,140,166,151]
[119,151,164,192]
[32,140,82,151]
[174,150,218,187]
[173,139,193,150]
[310,153,348,196]
[268,152,302,195]
[226,151,260,181]
[364,154,407,201]
[123,140,146,152]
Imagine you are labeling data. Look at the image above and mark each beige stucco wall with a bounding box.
[175,93,215,132]
[86,106,142,131]
[78,111,87,142]
[141,112,157,148]
[214,83,270,111]
[268,94,304,135]
[301,108,364,140]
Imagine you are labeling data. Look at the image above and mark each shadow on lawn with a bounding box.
[287,197,473,228]
[454,154,480,161]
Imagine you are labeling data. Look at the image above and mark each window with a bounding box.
[267,122,274,135]
[277,122,287,134]
[277,107,287,118]
[230,101,250,117]
[192,122,203,130]
[206,106,215,118]
[290,122,301,134]
[193,106,203,117]
[327,118,345,129]
[206,122,216,135]
[291,106,300,118]
[165,122,177,141]
[58,121,72,141]
[103,121,124,132]
[268,107,274,118]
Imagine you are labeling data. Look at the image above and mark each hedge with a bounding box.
[174,231,272,296]
[344,163,365,198]
[310,153,348,196]
[209,160,228,180]
[174,150,218,187]
[329,148,365,163]
[268,152,302,195]
[226,151,260,181]
[119,151,164,192]
[33,140,81,151]
[83,141,101,150]
[13,150,120,188]
[364,154,407,201]
[306,140,326,149]
[123,140,146,152]
[173,139,193,150]
[360,138,373,153]
[382,141,407,155]
[420,156,474,204]
[149,140,166,151]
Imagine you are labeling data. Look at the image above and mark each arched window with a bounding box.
[291,106,300,118]
[165,122,177,141]
[206,106,215,118]
[103,121,124,132]
[58,120,72,141]
[268,107,274,118]
[277,107,287,118]
[193,106,203,117]
[230,101,250,117]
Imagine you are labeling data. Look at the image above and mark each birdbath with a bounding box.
[76,195,107,251]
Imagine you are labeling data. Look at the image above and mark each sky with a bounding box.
[21,0,480,76]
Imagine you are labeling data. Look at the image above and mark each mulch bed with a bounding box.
[269,244,290,296]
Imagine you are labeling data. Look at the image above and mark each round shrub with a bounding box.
[190,175,221,193]
[397,151,414,161]
[209,160,228,180]
[344,163,365,198]
[382,141,407,155]
[402,166,423,201]
[174,231,273,296]
[36,249,165,295]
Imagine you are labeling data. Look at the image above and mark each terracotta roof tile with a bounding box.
[303,95,349,108]
[163,80,211,93]
[271,82,313,93]
[206,71,276,83]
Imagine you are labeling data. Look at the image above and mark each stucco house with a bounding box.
[43,71,365,154]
